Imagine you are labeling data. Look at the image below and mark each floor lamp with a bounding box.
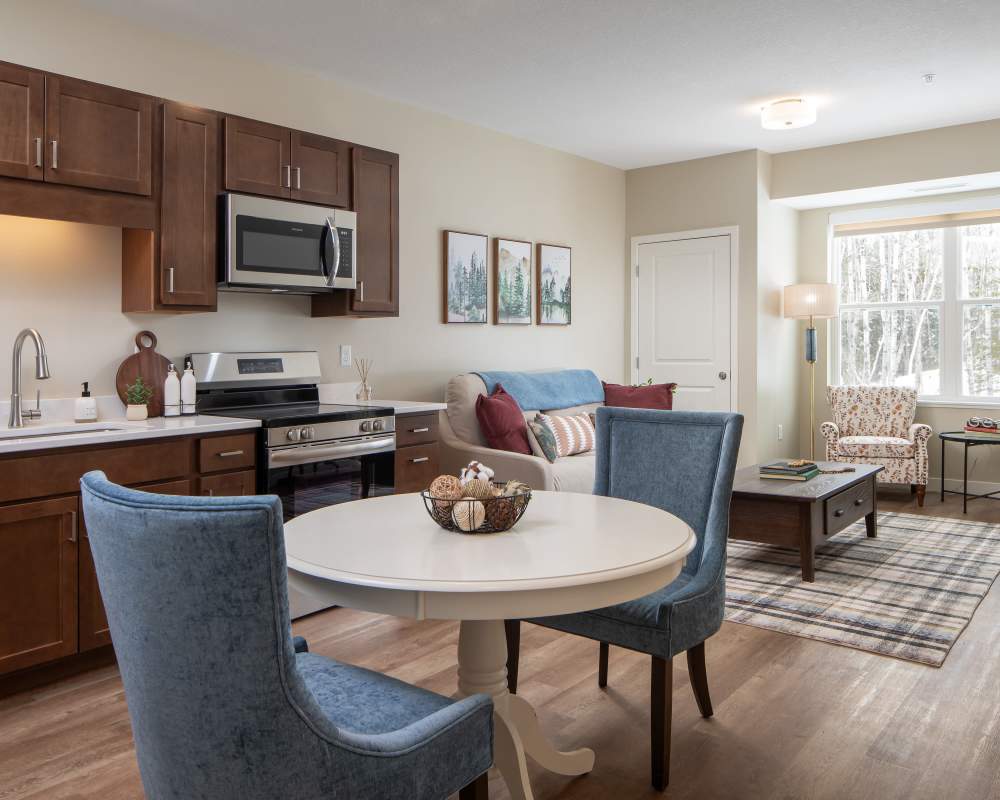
[783,283,839,461]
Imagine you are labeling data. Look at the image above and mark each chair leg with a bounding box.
[650,655,673,791]
[916,484,926,507]
[686,642,713,718]
[910,483,917,494]
[598,642,609,688]
[459,772,489,799]
[504,620,520,694]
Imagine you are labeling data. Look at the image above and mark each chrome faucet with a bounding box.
[9,328,50,428]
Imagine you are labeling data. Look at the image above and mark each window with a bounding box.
[833,212,1000,402]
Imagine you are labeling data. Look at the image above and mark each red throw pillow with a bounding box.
[602,381,677,410]
[476,384,532,455]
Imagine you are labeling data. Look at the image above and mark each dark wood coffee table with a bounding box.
[729,462,883,582]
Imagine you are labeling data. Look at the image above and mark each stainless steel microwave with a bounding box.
[219,193,357,293]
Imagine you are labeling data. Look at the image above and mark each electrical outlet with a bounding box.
[777,424,784,441]
[340,345,352,367]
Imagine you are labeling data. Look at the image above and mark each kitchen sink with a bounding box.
[0,422,141,440]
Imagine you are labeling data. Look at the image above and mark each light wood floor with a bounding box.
[2,492,998,800]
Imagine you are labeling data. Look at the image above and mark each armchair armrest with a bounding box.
[908,423,933,444]
[820,421,840,459]
[439,411,554,490]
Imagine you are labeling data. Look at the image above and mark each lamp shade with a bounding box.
[784,283,839,320]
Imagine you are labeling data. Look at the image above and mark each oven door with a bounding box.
[222,194,356,292]
[265,435,395,522]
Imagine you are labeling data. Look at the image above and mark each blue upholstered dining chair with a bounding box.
[80,471,493,800]
[504,407,743,791]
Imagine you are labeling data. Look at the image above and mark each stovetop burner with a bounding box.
[215,402,394,428]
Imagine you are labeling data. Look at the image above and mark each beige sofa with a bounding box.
[439,373,601,492]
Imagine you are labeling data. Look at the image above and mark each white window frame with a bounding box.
[828,195,1000,408]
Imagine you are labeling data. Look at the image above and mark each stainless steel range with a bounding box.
[191,350,396,521]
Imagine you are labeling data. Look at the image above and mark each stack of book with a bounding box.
[759,460,820,481]
[964,425,1000,435]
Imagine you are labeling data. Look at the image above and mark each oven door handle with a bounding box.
[268,435,394,467]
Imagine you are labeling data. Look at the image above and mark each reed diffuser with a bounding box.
[355,357,374,401]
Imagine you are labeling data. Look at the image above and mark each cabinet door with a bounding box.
[159,103,219,307]
[0,496,78,675]
[200,470,256,497]
[395,444,439,494]
[79,479,194,652]
[290,130,350,207]
[45,76,152,195]
[223,116,290,198]
[0,63,44,180]
[351,146,399,314]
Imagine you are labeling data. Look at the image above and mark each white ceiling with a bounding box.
[80,0,1000,170]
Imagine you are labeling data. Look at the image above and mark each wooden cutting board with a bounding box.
[115,331,172,417]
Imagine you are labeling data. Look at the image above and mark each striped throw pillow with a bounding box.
[536,413,596,458]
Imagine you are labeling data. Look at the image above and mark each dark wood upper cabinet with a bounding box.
[159,103,219,307]
[0,63,44,181]
[45,76,152,196]
[290,130,350,207]
[224,116,290,199]
[0,496,78,675]
[351,145,399,314]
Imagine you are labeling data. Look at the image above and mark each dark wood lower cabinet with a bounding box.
[0,496,79,675]
[0,433,257,683]
[395,414,441,493]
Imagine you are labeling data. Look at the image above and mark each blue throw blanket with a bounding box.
[474,369,603,411]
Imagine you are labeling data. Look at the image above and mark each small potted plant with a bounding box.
[125,376,154,421]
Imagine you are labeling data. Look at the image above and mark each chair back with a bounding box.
[827,385,916,438]
[593,408,743,579]
[79,472,338,798]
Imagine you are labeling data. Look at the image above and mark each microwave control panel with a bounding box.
[336,228,354,277]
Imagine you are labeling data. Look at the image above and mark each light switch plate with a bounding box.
[340,345,352,368]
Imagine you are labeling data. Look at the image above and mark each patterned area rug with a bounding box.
[724,512,1000,666]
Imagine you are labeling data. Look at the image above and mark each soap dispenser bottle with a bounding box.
[163,364,181,417]
[74,382,98,423]
[180,359,197,416]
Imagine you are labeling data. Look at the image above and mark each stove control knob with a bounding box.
[372,419,384,432]
[301,426,315,440]
[286,428,302,442]
[360,420,372,433]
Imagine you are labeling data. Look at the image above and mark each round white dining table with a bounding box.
[285,490,695,800]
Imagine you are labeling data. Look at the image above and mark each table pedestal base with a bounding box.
[458,619,594,800]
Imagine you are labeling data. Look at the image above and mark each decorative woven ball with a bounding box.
[460,460,495,486]
[502,479,532,497]
[452,499,486,532]
[485,496,517,530]
[462,479,495,500]
[428,474,463,509]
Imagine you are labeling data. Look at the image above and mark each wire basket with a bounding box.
[421,483,532,534]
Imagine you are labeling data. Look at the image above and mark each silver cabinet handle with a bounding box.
[167,267,175,293]
[410,457,430,464]
[410,427,430,434]
[205,489,215,496]
[294,166,301,189]
[218,450,245,458]
[284,164,291,188]
[358,280,364,303]
[51,140,58,169]
[67,510,77,543]
[34,137,42,168]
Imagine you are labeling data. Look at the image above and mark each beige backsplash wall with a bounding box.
[0,0,626,404]
[797,189,1000,489]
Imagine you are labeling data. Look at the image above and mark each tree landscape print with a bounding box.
[445,231,488,323]
[495,238,532,324]
[537,244,571,325]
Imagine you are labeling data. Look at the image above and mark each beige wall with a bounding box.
[626,150,760,463]
[0,0,626,404]
[797,189,1000,489]
[756,152,801,463]
[771,119,1000,200]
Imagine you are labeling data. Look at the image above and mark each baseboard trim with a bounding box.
[933,477,1000,496]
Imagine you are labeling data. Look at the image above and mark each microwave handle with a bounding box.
[323,216,341,285]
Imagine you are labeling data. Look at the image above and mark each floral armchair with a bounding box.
[821,386,932,506]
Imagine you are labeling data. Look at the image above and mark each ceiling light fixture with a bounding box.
[761,98,816,130]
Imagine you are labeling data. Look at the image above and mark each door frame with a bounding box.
[629,226,740,412]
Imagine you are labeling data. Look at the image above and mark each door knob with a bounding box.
[718,371,728,380]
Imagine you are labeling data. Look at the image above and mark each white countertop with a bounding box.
[317,383,445,415]
[0,414,260,455]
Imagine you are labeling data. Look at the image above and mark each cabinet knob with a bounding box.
[854,498,864,506]
[834,508,845,517]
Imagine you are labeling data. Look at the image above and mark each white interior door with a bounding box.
[634,234,734,411]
